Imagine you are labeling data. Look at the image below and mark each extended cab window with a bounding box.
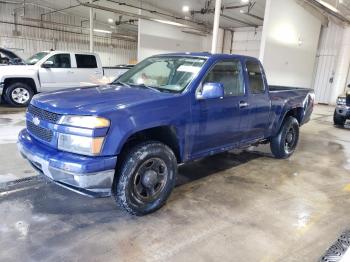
[75,54,97,68]
[246,60,265,94]
[203,60,244,97]
[46,54,71,68]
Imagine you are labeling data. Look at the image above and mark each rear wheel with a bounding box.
[333,110,346,127]
[113,141,177,216]
[270,116,299,159]
[4,82,34,107]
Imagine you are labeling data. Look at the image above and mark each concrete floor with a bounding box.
[0,104,349,261]
[0,104,34,183]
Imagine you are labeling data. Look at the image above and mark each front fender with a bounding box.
[1,66,40,92]
[100,96,190,157]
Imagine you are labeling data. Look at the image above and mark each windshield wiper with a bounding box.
[114,81,162,93]
[114,80,131,88]
[136,83,161,92]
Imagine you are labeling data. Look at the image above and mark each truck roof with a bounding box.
[42,50,99,56]
[156,52,259,61]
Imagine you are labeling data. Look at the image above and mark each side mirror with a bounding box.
[347,83,350,88]
[196,82,224,100]
[42,60,54,68]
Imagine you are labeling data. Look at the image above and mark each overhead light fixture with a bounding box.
[182,5,190,12]
[153,19,187,27]
[315,0,340,13]
[93,29,112,34]
[241,0,249,3]
[108,18,114,23]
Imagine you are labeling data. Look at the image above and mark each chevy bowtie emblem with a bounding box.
[33,117,40,126]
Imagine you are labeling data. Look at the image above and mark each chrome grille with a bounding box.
[27,121,53,142]
[28,105,62,124]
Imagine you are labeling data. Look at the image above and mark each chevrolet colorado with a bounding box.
[18,53,315,215]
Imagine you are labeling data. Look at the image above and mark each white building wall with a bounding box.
[0,3,137,66]
[138,19,219,61]
[225,27,262,58]
[259,0,322,87]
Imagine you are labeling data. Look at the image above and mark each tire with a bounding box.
[333,110,346,127]
[113,141,177,216]
[270,116,300,159]
[4,82,34,107]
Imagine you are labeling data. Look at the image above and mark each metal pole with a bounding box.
[89,7,94,52]
[211,0,222,54]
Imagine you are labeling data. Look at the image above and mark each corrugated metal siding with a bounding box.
[226,27,262,58]
[312,20,344,104]
[222,29,233,54]
[0,3,137,65]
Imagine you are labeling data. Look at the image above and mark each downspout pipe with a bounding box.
[89,7,94,52]
[211,0,222,54]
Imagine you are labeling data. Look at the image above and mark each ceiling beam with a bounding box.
[221,13,258,27]
[78,1,209,32]
[304,0,350,24]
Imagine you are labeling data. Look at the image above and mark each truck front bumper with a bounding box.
[18,129,118,197]
[335,105,350,118]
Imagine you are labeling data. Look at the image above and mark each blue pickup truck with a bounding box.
[18,53,314,215]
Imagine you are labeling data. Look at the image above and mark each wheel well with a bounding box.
[285,108,303,125]
[120,126,181,163]
[4,78,37,93]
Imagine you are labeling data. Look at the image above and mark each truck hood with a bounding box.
[31,84,175,114]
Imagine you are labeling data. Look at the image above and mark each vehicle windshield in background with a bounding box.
[115,56,207,93]
[25,52,49,65]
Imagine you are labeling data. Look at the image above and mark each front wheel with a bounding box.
[333,110,346,127]
[270,116,300,159]
[113,141,177,216]
[4,82,34,107]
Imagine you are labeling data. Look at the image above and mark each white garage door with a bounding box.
[312,21,344,104]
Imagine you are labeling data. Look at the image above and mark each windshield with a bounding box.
[25,52,49,65]
[114,56,207,93]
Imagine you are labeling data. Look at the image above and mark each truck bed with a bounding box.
[269,85,310,92]
[268,85,314,128]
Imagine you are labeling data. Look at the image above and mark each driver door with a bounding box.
[190,59,246,157]
[39,53,76,91]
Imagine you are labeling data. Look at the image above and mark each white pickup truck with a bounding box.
[0,50,130,106]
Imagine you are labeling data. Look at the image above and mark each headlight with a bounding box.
[337,97,346,106]
[58,134,105,156]
[59,115,110,129]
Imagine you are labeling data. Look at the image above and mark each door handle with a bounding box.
[239,101,249,108]
[67,70,74,74]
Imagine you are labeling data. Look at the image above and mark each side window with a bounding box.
[203,60,244,97]
[46,54,71,68]
[246,60,265,94]
[75,54,97,68]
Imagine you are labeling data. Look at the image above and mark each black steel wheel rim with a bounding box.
[284,125,297,154]
[132,158,168,203]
